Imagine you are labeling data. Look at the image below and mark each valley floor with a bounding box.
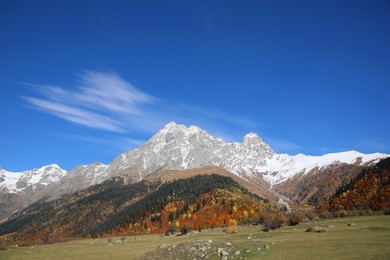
[1,215,389,259]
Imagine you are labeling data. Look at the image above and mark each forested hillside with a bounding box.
[319,158,390,215]
[0,174,282,245]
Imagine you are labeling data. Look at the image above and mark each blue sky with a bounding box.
[1,0,389,171]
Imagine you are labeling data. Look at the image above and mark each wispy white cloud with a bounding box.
[75,70,156,114]
[23,70,156,132]
[24,97,126,132]
[23,69,262,151]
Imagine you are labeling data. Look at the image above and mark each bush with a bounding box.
[305,212,316,221]
[0,243,7,251]
[319,211,331,219]
[18,241,33,247]
[364,209,373,216]
[337,210,348,218]
[346,210,359,217]
[263,218,283,232]
[165,225,176,235]
[197,224,203,232]
[287,213,302,226]
[180,224,190,235]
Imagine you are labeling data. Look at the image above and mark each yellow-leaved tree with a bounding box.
[227,219,238,234]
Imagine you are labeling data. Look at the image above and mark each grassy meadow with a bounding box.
[1,215,389,259]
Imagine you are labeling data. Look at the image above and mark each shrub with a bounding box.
[337,210,348,218]
[0,243,7,251]
[263,218,284,232]
[165,225,176,235]
[305,212,316,221]
[319,211,331,219]
[180,224,190,235]
[197,224,203,232]
[18,241,31,247]
[287,213,302,226]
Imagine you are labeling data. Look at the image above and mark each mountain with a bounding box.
[0,165,66,223]
[0,122,388,221]
[0,164,66,194]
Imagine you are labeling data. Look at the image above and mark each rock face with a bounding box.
[58,162,108,195]
[243,133,274,158]
[0,121,389,221]
[104,122,277,182]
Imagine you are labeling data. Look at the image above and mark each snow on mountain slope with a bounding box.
[105,122,275,181]
[1,122,388,195]
[262,151,387,186]
[0,164,66,193]
[59,162,108,194]
[105,122,388,186]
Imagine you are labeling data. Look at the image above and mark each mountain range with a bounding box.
[1,122,388,221]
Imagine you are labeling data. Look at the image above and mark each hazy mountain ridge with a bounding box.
[0,122,388,221]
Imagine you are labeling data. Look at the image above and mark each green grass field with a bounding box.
[1,215,389,259]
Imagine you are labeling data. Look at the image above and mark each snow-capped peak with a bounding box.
[243,132,274,158]
[106,122,389,186]
[244,132,261,139]
[159,121,185,134]
[0,164,67,193]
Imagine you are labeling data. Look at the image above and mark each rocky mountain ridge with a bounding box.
[1,122,388,221]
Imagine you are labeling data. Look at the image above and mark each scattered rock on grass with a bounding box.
[306,226,327,233]
[217,248,229,260]
[157,244,167,249]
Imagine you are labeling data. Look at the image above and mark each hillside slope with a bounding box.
[319,157,390,213]
[0,174,282,245]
